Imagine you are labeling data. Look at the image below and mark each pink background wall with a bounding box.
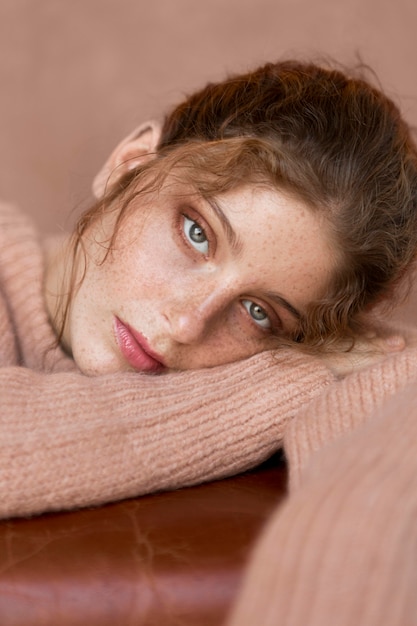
[0,0,416,234]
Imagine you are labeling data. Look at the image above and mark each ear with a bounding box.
[92,120,162,199]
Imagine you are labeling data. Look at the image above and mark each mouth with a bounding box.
[113,317,166,374]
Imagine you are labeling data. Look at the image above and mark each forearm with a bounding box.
[0,350,334,518]
[285,344,417,491]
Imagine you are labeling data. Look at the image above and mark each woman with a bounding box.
[0,60,416,520]
[49,60,417,373]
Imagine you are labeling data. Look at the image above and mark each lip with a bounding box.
[113,317,166,373]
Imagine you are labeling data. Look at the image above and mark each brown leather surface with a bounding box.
[0,459,287,626]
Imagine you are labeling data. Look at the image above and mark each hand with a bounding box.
[320,329,406,379]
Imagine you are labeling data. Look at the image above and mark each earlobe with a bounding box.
[92,120,162,199]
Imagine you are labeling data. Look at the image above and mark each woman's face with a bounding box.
[63,178,335,375]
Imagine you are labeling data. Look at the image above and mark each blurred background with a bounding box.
[0,0,416,234]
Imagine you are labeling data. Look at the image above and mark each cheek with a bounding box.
[104,231,185,297]
[194,310,266,365]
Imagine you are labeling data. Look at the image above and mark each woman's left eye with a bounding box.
[242,300,272,330]
[183,216,209,255]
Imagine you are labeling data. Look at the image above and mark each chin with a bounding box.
[73,351,125,377]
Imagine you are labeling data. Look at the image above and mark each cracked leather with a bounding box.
[0,459,286,626]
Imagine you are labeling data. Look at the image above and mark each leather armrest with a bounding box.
[0,457,287,626]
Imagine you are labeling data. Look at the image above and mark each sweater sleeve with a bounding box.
[227,381,417,626]
[0,349,334,519]
[0,287,19,366]
[284,345,417,491]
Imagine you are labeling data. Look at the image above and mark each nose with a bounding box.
[164,283,233,345]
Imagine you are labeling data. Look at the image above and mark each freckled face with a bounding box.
[63,178,335,375]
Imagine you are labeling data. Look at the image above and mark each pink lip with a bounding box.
[113,317,166,374]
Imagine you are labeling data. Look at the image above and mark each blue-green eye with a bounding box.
[183,216,209,255]
[242,300,271,329]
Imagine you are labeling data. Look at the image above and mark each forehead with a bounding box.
[211,184,336,311]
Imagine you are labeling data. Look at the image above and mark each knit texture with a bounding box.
[285,344,417,491]
[228,377,417,626]
[0,203,334,518]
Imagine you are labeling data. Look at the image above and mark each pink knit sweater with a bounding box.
[0,202,334,519]
[228,369,417,626]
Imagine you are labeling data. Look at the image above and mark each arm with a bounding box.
[285,342,417,491]
[0,349,334,519]
[228,380,417,626]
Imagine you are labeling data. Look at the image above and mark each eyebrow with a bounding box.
[206,197,302,323]
[265,292,302,321]
[205,197,243,255]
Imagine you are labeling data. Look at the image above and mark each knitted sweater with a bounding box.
[228,369,417,626]
[0,202,335,519]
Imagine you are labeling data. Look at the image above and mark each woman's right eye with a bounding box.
[183,216,209,255]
